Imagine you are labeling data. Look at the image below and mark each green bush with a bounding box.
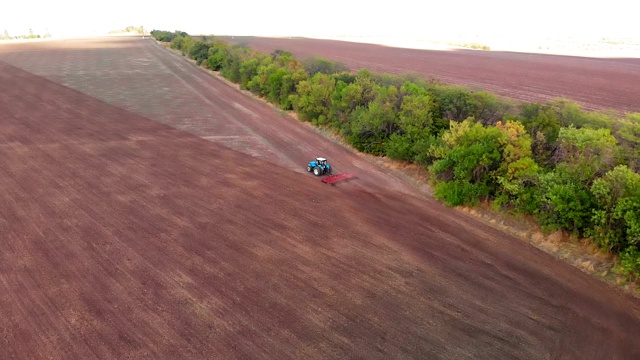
[219,47,245,83]
[518,103,562,168]
[551,99,616,129]
[150,30,188,42]
[431,86,478,122]
[537,165,595,235]
[302,56,349,75]
[289,73,336,121]
[206,43,228,71]
[345,85,400,154]
[188,41,212,65]
[493,121,541,213]
[618,246,640,280]
[590,165,640,251]
[556,126,617,182]
[429,120,504,204]
[434,181,491,206]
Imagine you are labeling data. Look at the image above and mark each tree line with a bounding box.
[151,30,640,280]
[1,28,49,40]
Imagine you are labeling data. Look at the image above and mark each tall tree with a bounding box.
[429,119,504,205]
[591,165,640,252]
[494,121,541,213]
[289,73,336,123]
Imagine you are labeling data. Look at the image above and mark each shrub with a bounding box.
[537,165,595,235]
[618,246,640,280]
[434,181,491,206]
[188,41,212,65]
[302,56,349,76]
[590,165,640,252]
[429,120,504,204]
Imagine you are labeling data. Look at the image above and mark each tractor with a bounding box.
[307,157,332,176]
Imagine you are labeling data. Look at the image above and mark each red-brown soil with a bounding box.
[220,36,640,114]
[0,37,639,359]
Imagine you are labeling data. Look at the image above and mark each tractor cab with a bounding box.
[315,157,327,167]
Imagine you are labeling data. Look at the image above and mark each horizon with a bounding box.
[2,0,639,56]
[2,1,637,38]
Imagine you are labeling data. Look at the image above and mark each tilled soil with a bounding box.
[0,37,639,359]
[220,36,640,114]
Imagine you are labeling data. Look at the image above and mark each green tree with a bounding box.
[188,41,212,65]
[277,60,308,109]
[174,36,188,52]
[289,73,336,123]
[432,86,477,122]
[265,67,289,103]
[614,113,640,172]
[246,51,308,109]
[347,85,400,154]
[430,119,504,205]
[518,103,561,167]
[618,247,640,280]
[493,121,541,213]
[534,127,617,235]
[205,42,229,71]
[241,53,270,91]
[150,30,186,42]
[384,82,438,162]
[556,126,617,182]
[551,99,615,129]
[330,71,377,124]
[590,165,640,252]
[219,46,247,83]
[536,165,595,234]
[471,91,510,126]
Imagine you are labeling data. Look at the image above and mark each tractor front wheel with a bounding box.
[307,166,312,172]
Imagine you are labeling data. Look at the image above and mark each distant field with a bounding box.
[1,37,639,359]
[311,35,640,58]
[220,36,640,114]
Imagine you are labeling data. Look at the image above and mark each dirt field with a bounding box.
[1,37,639,359]
[220,36,640,114]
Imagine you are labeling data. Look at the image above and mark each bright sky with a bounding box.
[1,0,636,40]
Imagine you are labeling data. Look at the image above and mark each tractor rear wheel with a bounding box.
[327,167,332,175]
[313,167,322,176]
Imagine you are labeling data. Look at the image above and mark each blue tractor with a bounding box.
[307,157,332,176]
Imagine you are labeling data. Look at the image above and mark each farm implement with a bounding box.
[321,172,358,185]
[307,157,357,185]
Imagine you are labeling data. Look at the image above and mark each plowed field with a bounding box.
[0,37,639,359]
[220,36,640,114]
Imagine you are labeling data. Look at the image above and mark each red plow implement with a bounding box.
[321,173,358,185]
